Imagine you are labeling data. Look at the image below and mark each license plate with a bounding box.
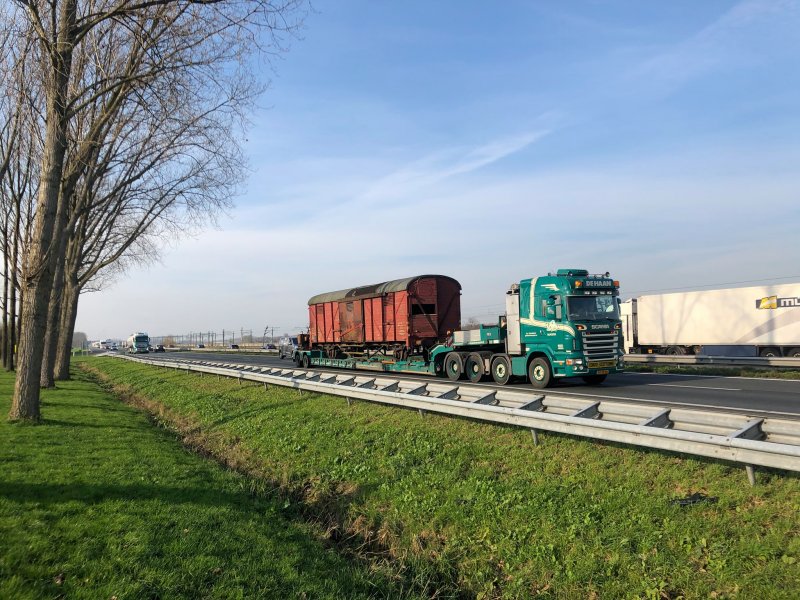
[597,369,609,375]
[588,360,615,369]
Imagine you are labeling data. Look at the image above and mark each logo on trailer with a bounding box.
[756,295,800,309]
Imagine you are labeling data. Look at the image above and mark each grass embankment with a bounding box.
[0,369,420,599]
[76,357,800,599]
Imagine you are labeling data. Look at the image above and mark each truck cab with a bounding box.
[508,269,623,386]
[438,269,624,388]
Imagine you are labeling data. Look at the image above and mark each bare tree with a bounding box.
[6,0,304,420]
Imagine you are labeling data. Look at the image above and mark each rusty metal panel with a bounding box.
[315,305,325,343]
[437,276,462,339]
[383,294,395,341]
[309,306,317,343]
[409,277,438,342]
[395,291,408,343]
[324,302,335,343]
[371,298,384,342]
[364,298,375,342]
[339,300,364,343]
[332,302,340,343]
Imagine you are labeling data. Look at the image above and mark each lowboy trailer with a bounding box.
[295,270,624,388]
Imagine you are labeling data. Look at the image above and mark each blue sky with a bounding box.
[78,0,800,339]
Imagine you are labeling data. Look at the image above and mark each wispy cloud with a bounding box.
[361,129,551,201]
[633,0,800,91]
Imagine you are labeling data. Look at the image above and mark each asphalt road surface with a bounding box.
[140,351,800,419]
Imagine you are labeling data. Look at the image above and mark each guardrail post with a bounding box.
[346,397,352,406]
[746,465,756,486]
[418,408,426,417]
[530,429,539,445]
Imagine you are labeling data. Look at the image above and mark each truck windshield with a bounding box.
[567,296,619,320]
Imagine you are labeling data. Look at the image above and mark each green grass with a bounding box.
[74,357,800,599]
[0,368,424,599]
[624,364,800,379]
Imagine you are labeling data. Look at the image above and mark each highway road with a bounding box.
[141,351,800,419]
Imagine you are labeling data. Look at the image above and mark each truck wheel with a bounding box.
[788,348,800,358]
[444,352,464,381]
[491,356,511,385]
[465,353,485,383]
[301,354,311,369]
[293,352,302,367]
[528,357,552,389]
[665,346,686,355]
[759,347,780,358]
[582,374,607,385]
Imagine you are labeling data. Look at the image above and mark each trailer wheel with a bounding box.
[491,356,511,385]
[788,348,800,358]
[528,357,552,389]
[445,352,464,381]
[759,347,780,358]
[465,353,485,383]
[582,374,607,385]
[665,346,686,355]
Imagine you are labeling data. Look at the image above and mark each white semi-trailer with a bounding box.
[620,282,800,358]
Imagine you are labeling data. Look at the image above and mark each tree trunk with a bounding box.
[54,275,79,381]
[40,252,66,388]
[9,0,76,421]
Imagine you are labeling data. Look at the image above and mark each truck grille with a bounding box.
[581,331,619,362]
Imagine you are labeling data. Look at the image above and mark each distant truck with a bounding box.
[620,283,800,358]
[127,332,150,354]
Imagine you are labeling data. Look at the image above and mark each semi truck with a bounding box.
[620,282,800,357]
[126,332,150,354]
[294,270,624,388]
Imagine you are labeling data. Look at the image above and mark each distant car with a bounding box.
[110,345,118,351]
[278,337,298,360]
[154,345,165,353]
[230,344,239,349]
[197,344,205,349]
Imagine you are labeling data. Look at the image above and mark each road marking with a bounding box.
[647,383,742,391]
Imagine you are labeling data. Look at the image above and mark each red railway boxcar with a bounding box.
[307,275,461,357]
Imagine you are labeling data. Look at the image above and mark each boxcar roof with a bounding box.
[308,275,461,305]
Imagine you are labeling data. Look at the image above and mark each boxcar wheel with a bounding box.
[528,357,552,389]
[444,352,464,381]
[491,355,511,385]
[465,352,485,383]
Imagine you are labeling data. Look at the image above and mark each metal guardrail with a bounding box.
[116,355,800,484]
[624,354,800,369]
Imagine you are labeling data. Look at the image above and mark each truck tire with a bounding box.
[445,352,464,381]
[301,354,311,369]
[293,352,302,367]
[665,346,686,355]
[759,347,780,358]
[788,348,800,358]
[491,355,511,385]
[465,352,485,383]
[528,357,552,389]
[582,374,607,385]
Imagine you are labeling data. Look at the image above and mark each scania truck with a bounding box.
[295,269,624,388]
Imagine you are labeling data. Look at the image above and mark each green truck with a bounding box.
[296,269,624,388]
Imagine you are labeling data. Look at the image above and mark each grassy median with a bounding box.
[0,358,800,599]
